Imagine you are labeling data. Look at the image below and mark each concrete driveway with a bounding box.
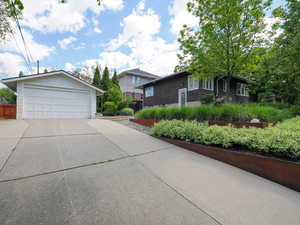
[0,119,299,225]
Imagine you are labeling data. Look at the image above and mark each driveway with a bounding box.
[0,119,299,225]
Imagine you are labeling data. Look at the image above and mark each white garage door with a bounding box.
[23,85,91,119]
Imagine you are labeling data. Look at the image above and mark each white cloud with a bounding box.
[169,0,198,35]
[65,63,75,72]
[20,0,124,33]
[93,27,102,33]
[58,36,77,49]
[0,53,26,77]
[102,1,178,75]
[107,0,161,51]
[0,29,54,61]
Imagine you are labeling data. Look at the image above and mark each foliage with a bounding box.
[0,88,16,103]
[251,0,300,104]
[101,66,112,91]
[117,97,132,111]
[92,66,102,89]
[111,70,119,88]
[18,71,24,77]
[152,117,300,160]
[176,0,270,95]
[118,107,134,116]
[103,101,117,116]
[106,85,123,105]
[201,94,214,104]
[135,104,293,122]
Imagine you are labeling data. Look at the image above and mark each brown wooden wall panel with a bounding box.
[0,104,16,120]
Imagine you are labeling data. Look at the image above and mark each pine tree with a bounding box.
[92,66,101,88]
[101,66,112,91]
[111,70,120,87]
[18,71,24,77]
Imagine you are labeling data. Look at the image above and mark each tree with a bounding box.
[92,66,102,88]
[177,0,271,99]
[111,70,120,88]
[101,66,112,91]
[251,0,300,104]
[18,71,24,77]
[0,88,16,103]
[106,85,123,105]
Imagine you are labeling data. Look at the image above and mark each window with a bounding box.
[187,75,199,90]
[236,83,249,96]
[145,86,154,97]
[132,76,141,84]
[202,79,214,91]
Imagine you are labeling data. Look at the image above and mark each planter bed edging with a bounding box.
[155,136,300,192]
[130,118,159,127]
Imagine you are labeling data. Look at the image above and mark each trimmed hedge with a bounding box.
[103,101,117,116]
[136,104,293,122]
[152,117,300,160]
[118,107,134,116]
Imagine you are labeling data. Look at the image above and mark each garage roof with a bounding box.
[1,70,105,93]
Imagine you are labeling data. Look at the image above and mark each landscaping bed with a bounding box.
[152,118,300,160]
[135,103,295,123]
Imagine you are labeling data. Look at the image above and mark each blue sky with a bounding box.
[0,0,286,80]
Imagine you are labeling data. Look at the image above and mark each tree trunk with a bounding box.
[226,76,232,102]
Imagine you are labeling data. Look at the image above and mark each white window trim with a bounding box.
[145,86,154,97]
[202,78,214,91]
[187,75,199,91]
[236,83,249,97]
[178,88,187,106]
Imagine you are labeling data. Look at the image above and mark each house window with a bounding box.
[236,83,249,96]
[203,79,214,91]
[145,86,154,97]
[132,76,141,84]
[187,75,199,91]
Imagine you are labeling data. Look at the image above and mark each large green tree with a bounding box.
[252,0,300,104]
[101,66,112,91]
[92,66,102,88]
[177,0,271,98]
[111,70,120,88]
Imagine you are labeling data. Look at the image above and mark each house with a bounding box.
[118,68,160,102]
[137,71,250,107]
[1,70,104,119]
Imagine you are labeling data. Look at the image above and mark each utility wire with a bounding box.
[9,32,32,74]
[10,1,35,73]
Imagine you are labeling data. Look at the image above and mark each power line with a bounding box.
[10,1,35,73]
[9,32,32,74]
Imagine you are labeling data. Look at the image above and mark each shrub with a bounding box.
[103,101,117,116]
[119,107,134,116]
[118,97,132,111]
[152,117,300,160]
[135,104,293,122]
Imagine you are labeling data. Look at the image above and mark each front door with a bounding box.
[178,88,187,106]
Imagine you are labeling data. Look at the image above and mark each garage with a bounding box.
[1,70,104,119]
